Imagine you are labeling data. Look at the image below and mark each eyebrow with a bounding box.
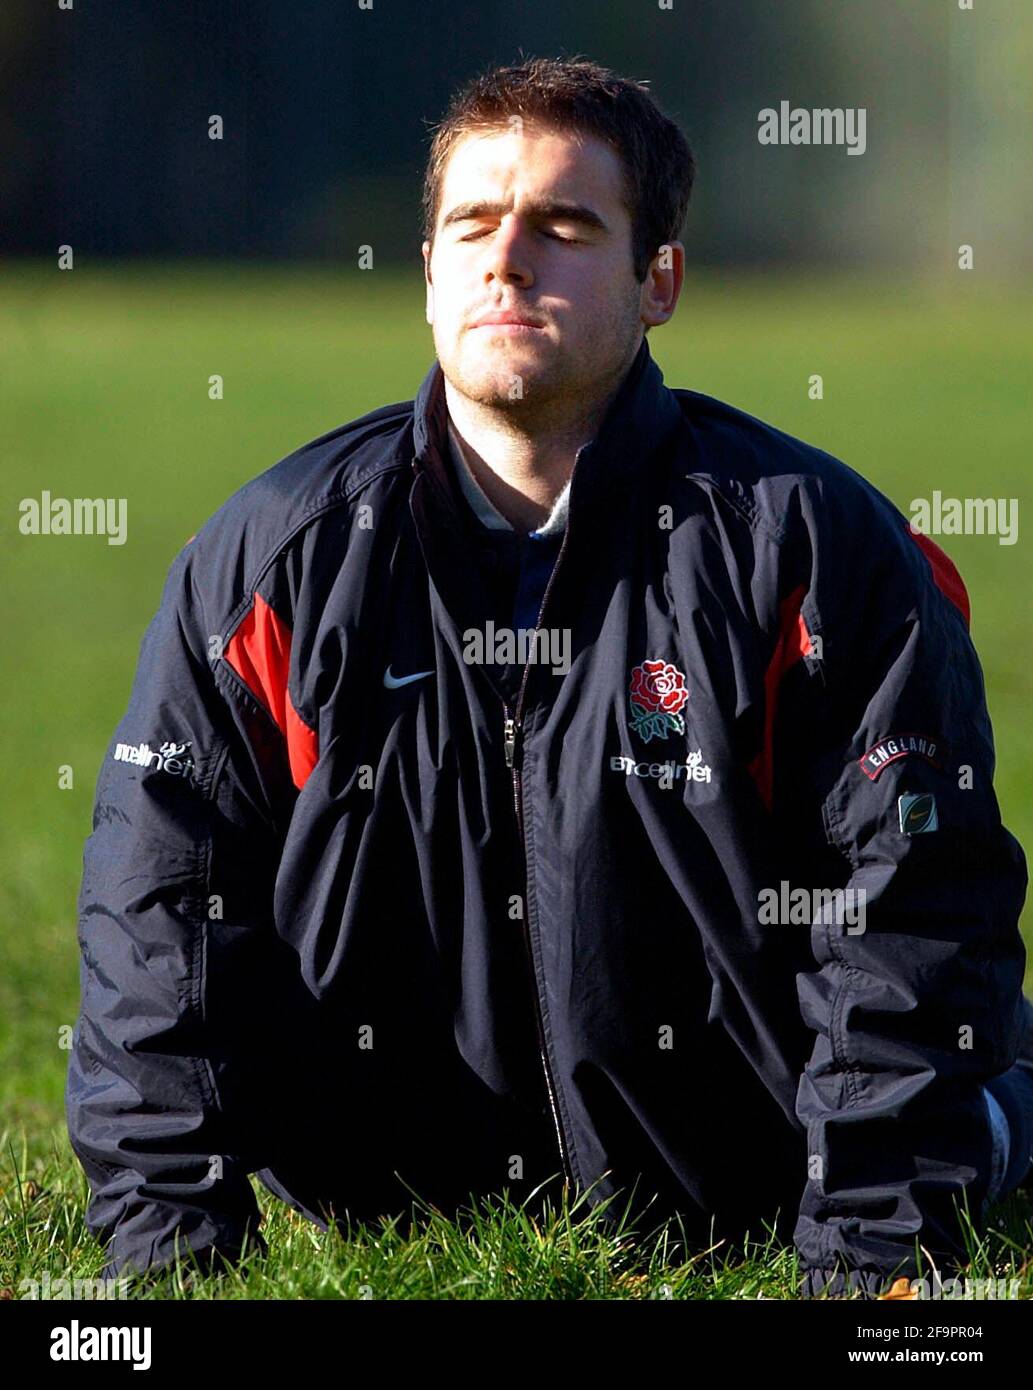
[440,198,609,234]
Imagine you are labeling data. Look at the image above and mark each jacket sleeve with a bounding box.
[777,480,1028,1300]
[66,537,292,1280]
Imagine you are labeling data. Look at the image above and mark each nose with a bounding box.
[484,214,534,289]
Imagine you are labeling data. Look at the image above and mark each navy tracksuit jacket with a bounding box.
[66,337,1028,1298]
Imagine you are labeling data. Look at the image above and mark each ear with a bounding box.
[422,239,434,325]
[639,239,685,330]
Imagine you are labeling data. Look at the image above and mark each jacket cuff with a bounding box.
[99,1225,268,1284]
[799,1266,914,1300]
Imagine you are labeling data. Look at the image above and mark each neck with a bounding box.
[441,369,627,533]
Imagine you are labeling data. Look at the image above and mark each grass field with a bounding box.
[2,262,1031,1298]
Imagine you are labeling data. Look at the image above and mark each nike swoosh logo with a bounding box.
[383,665,434,690]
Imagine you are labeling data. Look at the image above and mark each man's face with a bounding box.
[423,122,671,417]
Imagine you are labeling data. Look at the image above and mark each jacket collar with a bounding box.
[405,339,684,691]
[409,335,684,522]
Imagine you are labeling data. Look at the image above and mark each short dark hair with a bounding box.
[421,55,696,283]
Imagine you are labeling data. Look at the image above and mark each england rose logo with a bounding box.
[628,659,689,744]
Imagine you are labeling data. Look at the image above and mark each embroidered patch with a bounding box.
[899,792,938,835]
[629,659,689,744]
[859,732,944,781]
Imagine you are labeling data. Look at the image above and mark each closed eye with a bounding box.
[460,227,582,243]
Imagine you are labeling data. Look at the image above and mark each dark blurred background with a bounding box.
[3,0,1030,270]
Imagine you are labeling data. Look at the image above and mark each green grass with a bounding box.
[2,261,1031,1298]
[3,1131,1032,1300]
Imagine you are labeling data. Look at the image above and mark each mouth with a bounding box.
[471,322,546,334]
[469,310,548,332]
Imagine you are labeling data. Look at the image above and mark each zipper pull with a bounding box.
[503,715,518,768]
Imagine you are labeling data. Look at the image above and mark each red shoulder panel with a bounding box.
[906,527,971,629]
[224,592,319,791]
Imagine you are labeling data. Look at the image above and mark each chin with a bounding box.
[467,342,557,379]
[459,383,531,410]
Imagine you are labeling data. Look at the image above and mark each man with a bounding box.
[67,56,1033,1301]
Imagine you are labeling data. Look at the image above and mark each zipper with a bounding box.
[501,500,579,1190]
[421,429,586,1189]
